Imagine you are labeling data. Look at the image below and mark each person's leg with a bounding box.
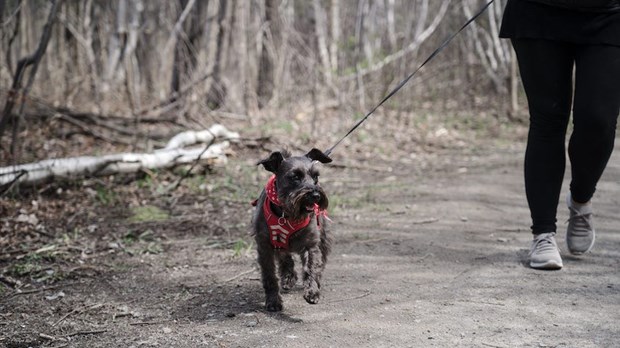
[564,44,620,254]
[511,39,575,235]
[569,44,620,202]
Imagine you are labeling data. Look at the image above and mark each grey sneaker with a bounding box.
[529,232,563,270]
[566,194,595,255]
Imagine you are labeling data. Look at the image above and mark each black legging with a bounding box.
[512,39,620,235]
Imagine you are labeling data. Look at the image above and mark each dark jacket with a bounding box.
[500,0,620,46]
[527,0,620,12]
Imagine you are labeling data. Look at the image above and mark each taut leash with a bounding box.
[324,0,496,157]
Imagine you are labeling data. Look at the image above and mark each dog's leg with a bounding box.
[277,252,298,291]
[301,247,323,304]
[317,227,332,285]
[257,246,283,311]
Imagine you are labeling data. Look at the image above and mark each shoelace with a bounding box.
[530,234,558,255]
[567,207,593,237]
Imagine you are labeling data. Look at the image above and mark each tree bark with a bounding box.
[341,0,450,81]
[235,0,250,112]
[329,0,340,73]
[170,0,207,101]
[5,0,22,76]
[312,0,332,86]
[206,0,228,109]
[166,0,197,99]
[463,0,508,94]
[104,0,128,88]
[386,0,396,51]
[0,0,64,160]
[257,0,278,109]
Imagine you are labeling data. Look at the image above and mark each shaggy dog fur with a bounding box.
[251,149,333,311]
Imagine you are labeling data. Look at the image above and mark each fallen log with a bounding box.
[0,124,239,189]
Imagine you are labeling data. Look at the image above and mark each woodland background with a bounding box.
[0,0,519,169]
[4,3,620,347]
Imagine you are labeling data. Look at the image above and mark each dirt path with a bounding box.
[2,140,620,347]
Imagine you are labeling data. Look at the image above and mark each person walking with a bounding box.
[499,0,620,269]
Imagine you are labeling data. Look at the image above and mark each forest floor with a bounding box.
[1,120,619,348]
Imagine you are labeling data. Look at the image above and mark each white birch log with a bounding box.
[164,124,239,150]
[0,124,240,187]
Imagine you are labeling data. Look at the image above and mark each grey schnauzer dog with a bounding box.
[251,148,333,312]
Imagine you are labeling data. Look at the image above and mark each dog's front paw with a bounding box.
[303,289,320,304]
[280,272,298,291]
[265,295,283,312]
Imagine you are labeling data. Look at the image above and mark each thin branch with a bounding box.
[0,0,64,154]
[162,0,197,72]
[1,2,22,27]
[4,1,21,85]
[169,137,215,192]
[223,267,257,283]
[0,169,26,196]
[338,0,450,82]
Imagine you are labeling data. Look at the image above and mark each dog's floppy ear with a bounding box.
[306,148,333,164]
[257,151,285,173]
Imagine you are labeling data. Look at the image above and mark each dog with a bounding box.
[251,148,333,311]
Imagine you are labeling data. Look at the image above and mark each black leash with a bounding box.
[324,0,496,157]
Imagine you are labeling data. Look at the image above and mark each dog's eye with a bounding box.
[312,174,319,183]
[289,172,302,182]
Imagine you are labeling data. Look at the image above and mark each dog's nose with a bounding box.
[311,191,321,202]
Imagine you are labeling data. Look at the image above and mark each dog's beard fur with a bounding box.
[281,186,328,221]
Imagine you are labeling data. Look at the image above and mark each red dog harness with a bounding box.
[257,175,327,249]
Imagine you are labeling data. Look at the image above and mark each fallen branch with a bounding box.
[56,114,130,145]
[129,321,170,326]
[0,124,239,189]
[39,333,67,342]
[223,267,257,283]
[39,329,107,342]
[52,303,104,327]
[1,285,64,302]
[65,329,108,337]
[326,290,371,304]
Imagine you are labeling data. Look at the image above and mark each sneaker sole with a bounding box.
[530,260,563,270]
[566,229,595,255]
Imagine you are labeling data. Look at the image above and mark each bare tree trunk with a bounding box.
[169,0,205,101]
[329,0,340,73]
[386,0,396,51]
[342,0,450,81]
[0,0,6,22]
[355,0,368,111]
[123,0,143,112]
[463,0,509,94]
[56,0,94,103]
[257,0,278,109]
[104,0,128,91]
[82,0,101,110]
[170,1,187,98]
[4,0,22,76]
[360,0,372,64]
[236,0,250,112]
[61,2,78,104]
[0,0,64,161]
[205,0,228,109]
[312,0,332,86]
